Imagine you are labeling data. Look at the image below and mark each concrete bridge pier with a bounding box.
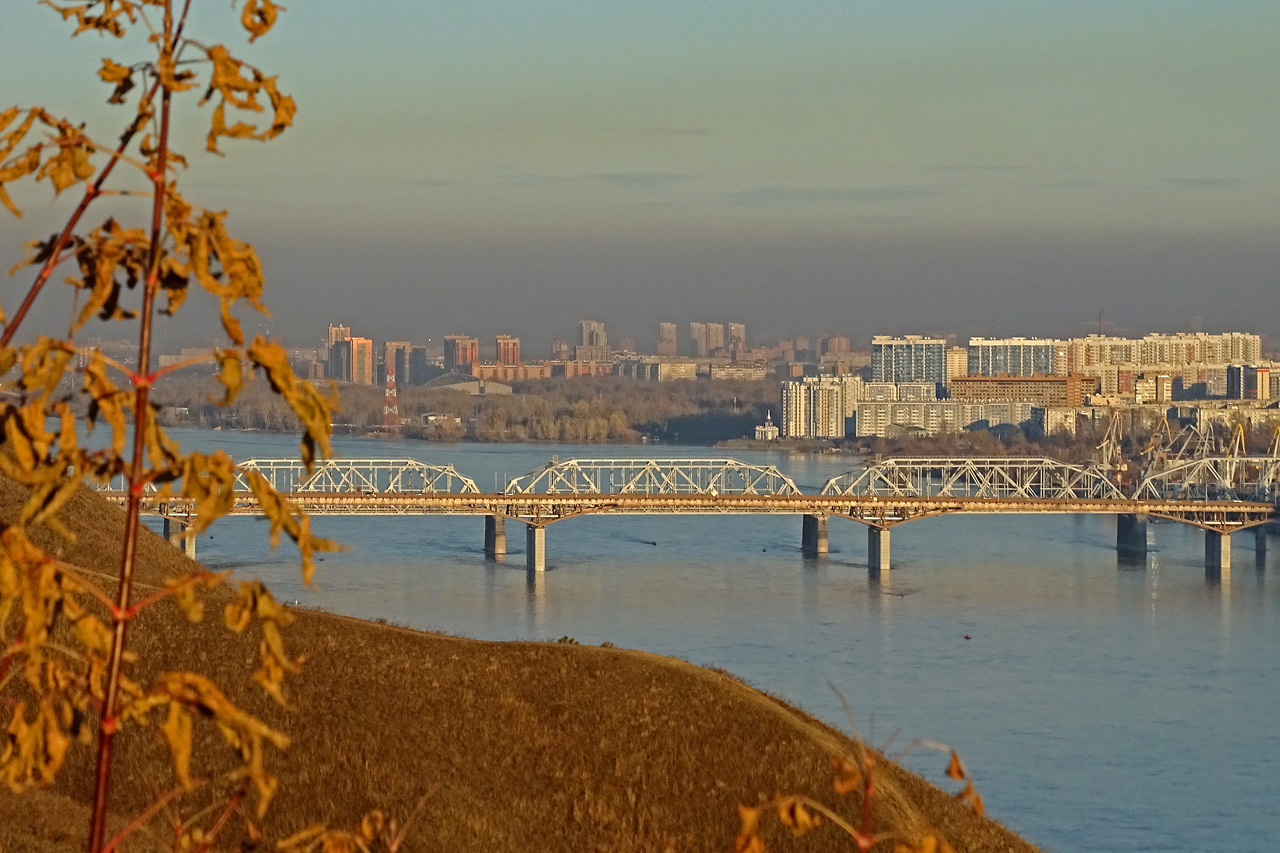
[1205,530,1231,572]
[166,520,196,560]
[868,527,890,573]
[526,524,546,573]
[1116,514,1149,560]
[801,515,828,556]
[484,515,507,558]
[1255,527,1267,557]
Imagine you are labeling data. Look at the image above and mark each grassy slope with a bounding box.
[0,480,1039,852]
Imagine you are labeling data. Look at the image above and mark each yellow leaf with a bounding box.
[160,701,194,789]
[832,754,861,794]
[214,351,243,405]
[277,824,328,851]
[0,146,43,217]
[945,751,965,781]
[83,352,129,457]
[775,796,819,836]
[0,183,19,218]
[258,75,296,140]
[956,782,985,816]
[97,58,131,83]
[169,577,205,623]
[241,0,282,43]
[156,48,197,93]
[357,810,385,844]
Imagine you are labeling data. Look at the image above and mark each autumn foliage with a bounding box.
[0,2,341,850]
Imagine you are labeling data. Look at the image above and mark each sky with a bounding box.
[1,0,1278,354]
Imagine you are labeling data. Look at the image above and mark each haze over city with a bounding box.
[3,1,1278,348]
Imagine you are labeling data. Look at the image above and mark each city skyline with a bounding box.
[3,2,1278,349]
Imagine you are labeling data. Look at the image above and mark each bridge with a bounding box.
[98,455,1277,573]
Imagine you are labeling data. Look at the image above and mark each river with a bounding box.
[147,428,1278,852]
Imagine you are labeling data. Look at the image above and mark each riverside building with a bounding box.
[870,336,947,385]
[780,377,846,439]
[966,337,1057,377]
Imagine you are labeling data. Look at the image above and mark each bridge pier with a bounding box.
[1255,527,1267,556]
[526,524,546,573]
[868,527,890,573]
[1205,530,1231,571]
[801,515,828,556]
[485,515,507,558]
[167,522,196,560]
[1116,514,1149,560]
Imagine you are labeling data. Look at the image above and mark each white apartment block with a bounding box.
[850,401,1034,438]
[780,378,846,439]
[1063,332,1260,373]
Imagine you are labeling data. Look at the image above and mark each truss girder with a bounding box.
[1135,456,1280,503]
[503,458,801,496]
[821,457,1124,500]
[234,458,479,494]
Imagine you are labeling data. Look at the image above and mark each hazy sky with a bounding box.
[2,1,1277,353]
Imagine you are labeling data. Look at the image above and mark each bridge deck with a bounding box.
[108,492,1274,531]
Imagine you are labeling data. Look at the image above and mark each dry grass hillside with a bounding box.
[0,479,1040,852]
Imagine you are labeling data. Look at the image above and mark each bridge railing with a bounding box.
[821,456,1125,500]
[504,458,802,495]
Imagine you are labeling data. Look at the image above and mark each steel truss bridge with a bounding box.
[98,455,1277,572]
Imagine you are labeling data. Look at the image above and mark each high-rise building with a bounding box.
[967,337,1057,378]
[820,335,851,356]
[443,335,479,373]
[579,320,608,348]
[728,323,746,347]
[407,346,440,385]
[321,323,351,366]
[327,323,350,347]
[384,341,411,387]
[657,322,678,356]
[551,338,572,361]
[350,337,374,385]
[689,322,726,357]
[946,346,968,381]
[495,335,520,365]
[328,340,352,382]
[1227,365,1271,400]
[780,377,846,439]
[870,336,946,384]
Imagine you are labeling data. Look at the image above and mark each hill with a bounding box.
[0,479,1039,852]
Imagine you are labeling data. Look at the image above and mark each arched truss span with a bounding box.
[821,457,1124,500]
[1135,456,1280,503]
[234,458,479,494]
[504,458,801,496]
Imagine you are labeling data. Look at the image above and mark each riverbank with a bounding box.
[0,479,1037,852]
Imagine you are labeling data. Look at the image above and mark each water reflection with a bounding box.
[525,566,546,635]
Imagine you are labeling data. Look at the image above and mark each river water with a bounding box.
[152,428,1278,852]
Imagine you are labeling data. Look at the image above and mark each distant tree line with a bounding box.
[153,375,777,445]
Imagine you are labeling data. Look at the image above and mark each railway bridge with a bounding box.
[100,455,1277,573]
